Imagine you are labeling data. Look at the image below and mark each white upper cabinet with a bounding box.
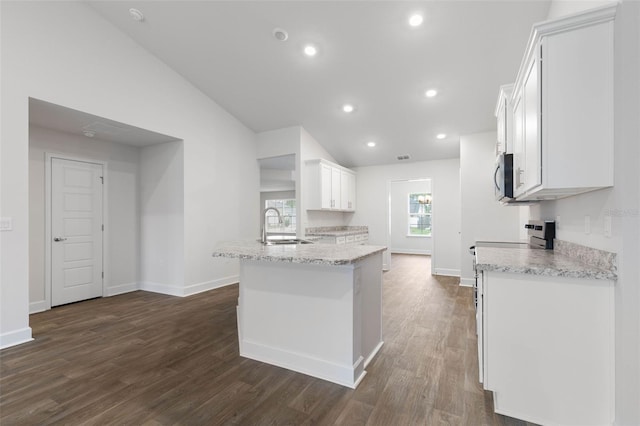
[506,4,616,201]
[306,159,357,212]
[494,84,513,156]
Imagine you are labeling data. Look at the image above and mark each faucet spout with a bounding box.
[261,207,283,244]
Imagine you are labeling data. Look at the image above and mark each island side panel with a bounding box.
[237,259,362,387]
[357,252,384,366]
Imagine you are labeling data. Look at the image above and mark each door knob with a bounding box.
[53,237,67,242]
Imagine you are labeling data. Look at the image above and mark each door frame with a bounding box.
[44,153,108,309]
[386,177,435,272]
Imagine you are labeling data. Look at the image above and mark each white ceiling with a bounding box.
[29,98,181,147]
[87,1,550,167]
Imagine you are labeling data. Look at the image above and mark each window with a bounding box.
[265,199,296,233]
[408,193,432,236]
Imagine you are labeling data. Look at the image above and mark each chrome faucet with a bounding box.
[261,207,283,244]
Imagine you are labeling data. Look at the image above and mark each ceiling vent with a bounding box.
[397,155,411,161]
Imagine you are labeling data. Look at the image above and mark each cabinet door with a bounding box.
[320,163,333,209]
[512,90,526,197]
[523,47,542,193]
[331,167,341,209]
[340,171,356,211]
[496,97,506,155]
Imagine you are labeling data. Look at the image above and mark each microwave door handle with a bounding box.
[494,164,501,191]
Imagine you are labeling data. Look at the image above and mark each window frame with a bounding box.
[407,192,432,237]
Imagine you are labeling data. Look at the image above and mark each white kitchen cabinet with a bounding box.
[508,4,616,201]
[480,270,614,425]
[340,169,356,212]
[494,84,513,156]
[306,159,357,212]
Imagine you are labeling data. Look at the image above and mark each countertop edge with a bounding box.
[476,262,617,281]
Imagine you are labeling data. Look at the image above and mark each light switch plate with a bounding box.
[584,215,591,235]
[604,215,612,238]
[0,217,12,231]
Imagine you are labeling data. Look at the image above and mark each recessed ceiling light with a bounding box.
[409,14,423,27]
[129,8,144,22]
[343,104,355,113]
[425,89,438,98]
[436,133,447,140]
[273,28,288,41]
[367,141,376,147]
[304,45,317,57]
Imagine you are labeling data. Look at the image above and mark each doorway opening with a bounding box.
[387,178,433,271]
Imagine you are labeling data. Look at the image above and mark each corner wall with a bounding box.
[459,131,523,285]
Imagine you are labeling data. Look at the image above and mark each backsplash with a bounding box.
[306,226,368,234]
[554,239,617,275]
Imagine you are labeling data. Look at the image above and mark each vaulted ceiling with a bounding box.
[87,1,551,167]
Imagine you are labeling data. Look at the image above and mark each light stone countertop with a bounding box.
[475,247,617,281]
[212,240,386,266]
[305,230,369,237]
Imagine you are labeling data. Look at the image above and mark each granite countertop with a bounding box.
[212,240,386,266]
[475,246,617,281]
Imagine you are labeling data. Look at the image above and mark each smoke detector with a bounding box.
[273,28,288,41]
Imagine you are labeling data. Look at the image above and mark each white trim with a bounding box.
[29,300,49,314]
[105,282,139,297]
[363,341,384,368]
[240,339,365,389]
[0,327,34,349]
[45,153,108,310]
[433,268,461,277]
[139,281,184,297]
[460,277,475,287]
[390,248,431,256]
[183,275,239,297]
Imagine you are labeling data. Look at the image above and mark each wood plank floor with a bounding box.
[1,254,536,425]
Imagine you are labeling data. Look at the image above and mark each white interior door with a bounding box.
[51,158,104,306]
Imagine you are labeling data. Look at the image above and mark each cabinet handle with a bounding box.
[515,167,525,188]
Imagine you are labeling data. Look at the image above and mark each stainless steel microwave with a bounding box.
[494,153,514,201]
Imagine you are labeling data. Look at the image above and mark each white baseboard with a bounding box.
[241,339,364,389]
[390,249,431,255]
[105,282,139,297]
[139,276,239,298]
[459,278,475,287]
[433,268,461,277]
[139,281,184,297]
[183,275,239,297]
[0,327,34,350]
[29,300,49,314]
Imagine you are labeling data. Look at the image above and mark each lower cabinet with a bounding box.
[479,271,614,425]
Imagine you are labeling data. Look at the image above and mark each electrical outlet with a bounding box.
[584,215,591,234]
[604,215,612,238]
[0,217,12,231]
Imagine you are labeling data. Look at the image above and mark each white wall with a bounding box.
[139,141,185,295]
[531,2,640,424]
[547,0,616,20]
[28,125,141,312]
[389,180,433,255]
[1,1,258,348]
[351,159,461,274]
[459,131,523,286]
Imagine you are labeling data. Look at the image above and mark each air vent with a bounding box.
[82,121,132,136]
[397,155,411,161]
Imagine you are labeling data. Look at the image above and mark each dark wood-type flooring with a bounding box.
[1,254,536,425]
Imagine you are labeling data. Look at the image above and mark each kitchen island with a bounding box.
[212,241,386,388]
